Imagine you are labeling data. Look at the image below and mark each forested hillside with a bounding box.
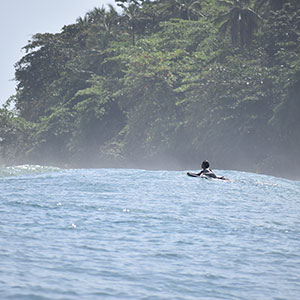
[1,0,300,179]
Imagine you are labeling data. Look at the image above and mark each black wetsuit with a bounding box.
[199,168,217,178]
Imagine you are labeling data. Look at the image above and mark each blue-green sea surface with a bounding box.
[1,166,300,300]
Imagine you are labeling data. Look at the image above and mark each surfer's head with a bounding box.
[201,160,209,169]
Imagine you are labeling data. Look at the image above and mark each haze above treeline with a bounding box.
[0,0,300,179]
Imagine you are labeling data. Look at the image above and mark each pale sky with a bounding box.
[0,0,114,106]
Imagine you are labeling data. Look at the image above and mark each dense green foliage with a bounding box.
[1,0,300,178]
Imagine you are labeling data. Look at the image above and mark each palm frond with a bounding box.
[215,10,234,25]
[246,8,262,22]
[254,0,265,11]
[217,0,234,8]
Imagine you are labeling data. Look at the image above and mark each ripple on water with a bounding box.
[0,168,300,300]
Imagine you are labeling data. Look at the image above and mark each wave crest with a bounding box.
[0,164,60,177]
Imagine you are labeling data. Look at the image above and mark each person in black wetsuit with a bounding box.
[187,160,228,179]
[197,160,217,178]
[197,160,229,180]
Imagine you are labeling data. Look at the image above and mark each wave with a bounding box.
[0,164,60,177]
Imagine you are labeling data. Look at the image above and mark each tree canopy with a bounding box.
[1,0,300,179]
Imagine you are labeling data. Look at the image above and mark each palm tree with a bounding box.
[77,5,120,40]
[77,7,106,25]
[122,4,141,45]
[216,0,262,48]
[159,0,206,21]
[116,0,145,45]
[97,4,120,38]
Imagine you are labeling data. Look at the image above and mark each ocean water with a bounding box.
[1,165,300,300]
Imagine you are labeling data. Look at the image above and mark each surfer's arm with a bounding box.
[207,169,217,178]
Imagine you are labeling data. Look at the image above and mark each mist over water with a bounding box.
[1,166,300,300]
